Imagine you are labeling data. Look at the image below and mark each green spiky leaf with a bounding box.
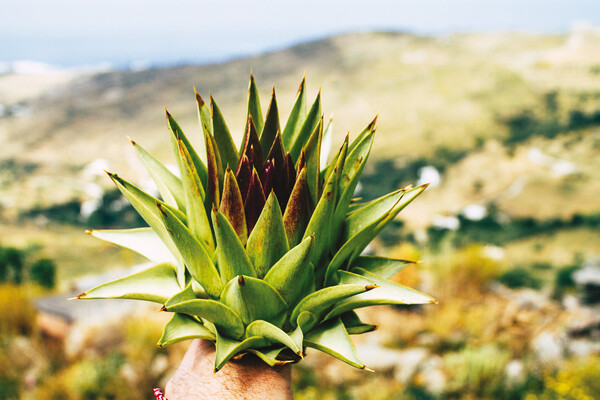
[348,116,377,154]
[163,298,245,340]
[325,268,436,320]
[304,317,365,369]
[108,173,186,285]
[157,313,214,347]
[87,228,176,265]
[205,129,222,207]
[325,185,428,285]
[219,168,248,245]
[164,282,197,307]
[194,91,211,165]
[248,347,294,366]
[246,320,302,356]
[303,141,344,268]
[210,95,239,171]
[246,192,289,278]
[220,275,287,327]
[345,185,427,240]
[282,77,307,149]
[76,262,181,303]
[283,166,310,247]
[320,116,333,169]
[264,235,314,307]
[259,87,281,154]
[167,110,207,187]
[246,73,264,135]
[131,139,185,210]
[212,208,256,283]
[157,203,222,298]
[290,283,374,325]
[214,332,267,372]
[177,137,215,253]
[351,256,416,279]
[333,130,374,230]
[289,91,322,161]
[340,311,376,335]
[304,117,323,205]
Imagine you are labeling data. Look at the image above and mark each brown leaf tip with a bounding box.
[238,275,246,286]
[196,91,205,107]
[73,292,87,300]
[85,230,93,235]
[362,366,375,372]
[159,305,167,312]
[128,137,137,146]
[365,285,378,291]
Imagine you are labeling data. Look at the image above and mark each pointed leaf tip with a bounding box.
[159,305,167,312]
[195,90,206,107]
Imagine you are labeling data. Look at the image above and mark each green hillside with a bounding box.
[1,30,600,278]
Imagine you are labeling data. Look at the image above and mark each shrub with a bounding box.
[498,267,542,290]
[536,355,600,400]
[552,265,579,300]
[30,259,57,289]
[443,344,511,398]
[35,354,141,400]
[434,244,501,298]
[0,284,36,336]
[0,247,24,284]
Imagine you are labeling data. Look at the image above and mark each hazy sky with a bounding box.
[2,0,599,67]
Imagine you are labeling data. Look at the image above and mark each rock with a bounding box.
[355,342,403,372]
[393,348,429,384]
[573,261,600,304]
[505,359,525,387]
[151,354,170,376]
[567,339,600,357]
[417,355,446,395]
[532,331,565,366]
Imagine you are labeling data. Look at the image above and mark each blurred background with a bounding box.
[1,1,600,399]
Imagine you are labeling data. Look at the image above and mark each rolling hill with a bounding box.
[1,29,600,280]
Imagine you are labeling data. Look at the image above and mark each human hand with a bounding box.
[165,339,293,400]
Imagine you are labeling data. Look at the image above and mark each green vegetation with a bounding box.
[497,267,542,290]
[0,245,56,289]
[21,189,145,229]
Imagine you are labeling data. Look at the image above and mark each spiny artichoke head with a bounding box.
[77,74,435,371]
